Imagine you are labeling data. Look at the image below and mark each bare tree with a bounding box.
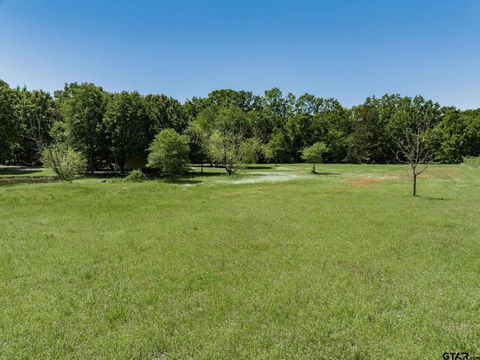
[394,97,440,196]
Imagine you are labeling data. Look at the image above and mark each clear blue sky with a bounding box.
[1,0,479,108]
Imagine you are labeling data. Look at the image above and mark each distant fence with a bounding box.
[0,176,58,187]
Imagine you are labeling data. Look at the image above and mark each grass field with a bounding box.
[1,164,479,359]
[0,166,54,178]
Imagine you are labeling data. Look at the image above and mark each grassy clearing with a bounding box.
[1,164,479,359]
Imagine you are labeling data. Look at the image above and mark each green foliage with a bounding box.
[0,80,18,161]
[125,169,147,182]
[13,88,57,164]
[41,143,87,180]
[435,108,480,163]
[104,91,150,170]
[144,94,187,134]
[185,120,210,165]
[56,83,108,171]
[207,105,251,175]
[2,80,480,168]
[147,128,190,178]
[301,142,327,172]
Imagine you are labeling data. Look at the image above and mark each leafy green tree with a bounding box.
[263,130,286,165]
[0,80,18,163]
[147,129,190,178]
[435,107,480,162]
[144,94,187,134]
[208,131,258,175]
[42,143,86,180]
[348,94,402,163]
[301,142,327,173]
[13,88,57,164]
[104,91,150,170]
[286,113,313,159]
[56,83,108,172]
[460,109,480,157]
[207,105,251,175]
[207,89,259,112]
[185,120,210,173]
[240,137,263,165]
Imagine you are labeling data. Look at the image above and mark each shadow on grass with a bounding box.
[312,171,341,176]
[245,165,274,170]
[0,167,44,176]
[187,171,226,177]
[88,171,127,179]
[418,196,450,201]
[165,178,202,185]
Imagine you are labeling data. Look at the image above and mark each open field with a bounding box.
[1,164,479,359]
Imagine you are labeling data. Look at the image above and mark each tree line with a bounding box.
[1,79,479,173]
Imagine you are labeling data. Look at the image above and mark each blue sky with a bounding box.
[1,0,479,108]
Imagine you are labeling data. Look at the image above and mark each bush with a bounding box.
[125,169,147,182]
[147,129,190,178]
[41,144,87,180]
[463,156,480,169]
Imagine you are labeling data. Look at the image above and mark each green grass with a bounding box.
[1,164,479,359]
[0,166,54,178]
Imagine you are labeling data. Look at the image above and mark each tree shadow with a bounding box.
[188,171,226,177]
[312,171,340,176]
[0,166,44,176]
[418,196,450,201]
[165,178,202,185]
[88,171,127,179]
[245,165,275,170]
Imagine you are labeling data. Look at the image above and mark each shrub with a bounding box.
[463,156,480,169]
[41,144,87,180]
[125,169,147,182]
[147,129,190,178]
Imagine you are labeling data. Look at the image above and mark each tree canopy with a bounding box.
[1,79,479,172]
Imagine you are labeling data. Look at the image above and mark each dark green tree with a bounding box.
[56,83,108,172]
[0,80,18,163]
[104,91,150,170]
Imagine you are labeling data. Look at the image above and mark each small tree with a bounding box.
[392,97,440,196]
[147,129,190,178]
[207,105,252,175]
[208,133,262,175]
[42,143,87,180]
[301,142,327,173]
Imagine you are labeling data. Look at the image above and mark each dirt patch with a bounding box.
[423,167,461,178]
[390,171,410,177]
[345,177,386,187]
[391,167,461,179]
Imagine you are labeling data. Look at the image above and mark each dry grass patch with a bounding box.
[345,176,386,186]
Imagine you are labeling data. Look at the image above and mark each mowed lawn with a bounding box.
[0,164,479,359]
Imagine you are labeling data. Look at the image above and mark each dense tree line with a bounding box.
[1,79,479,170]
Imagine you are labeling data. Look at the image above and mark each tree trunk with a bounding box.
[412,166,417,196]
